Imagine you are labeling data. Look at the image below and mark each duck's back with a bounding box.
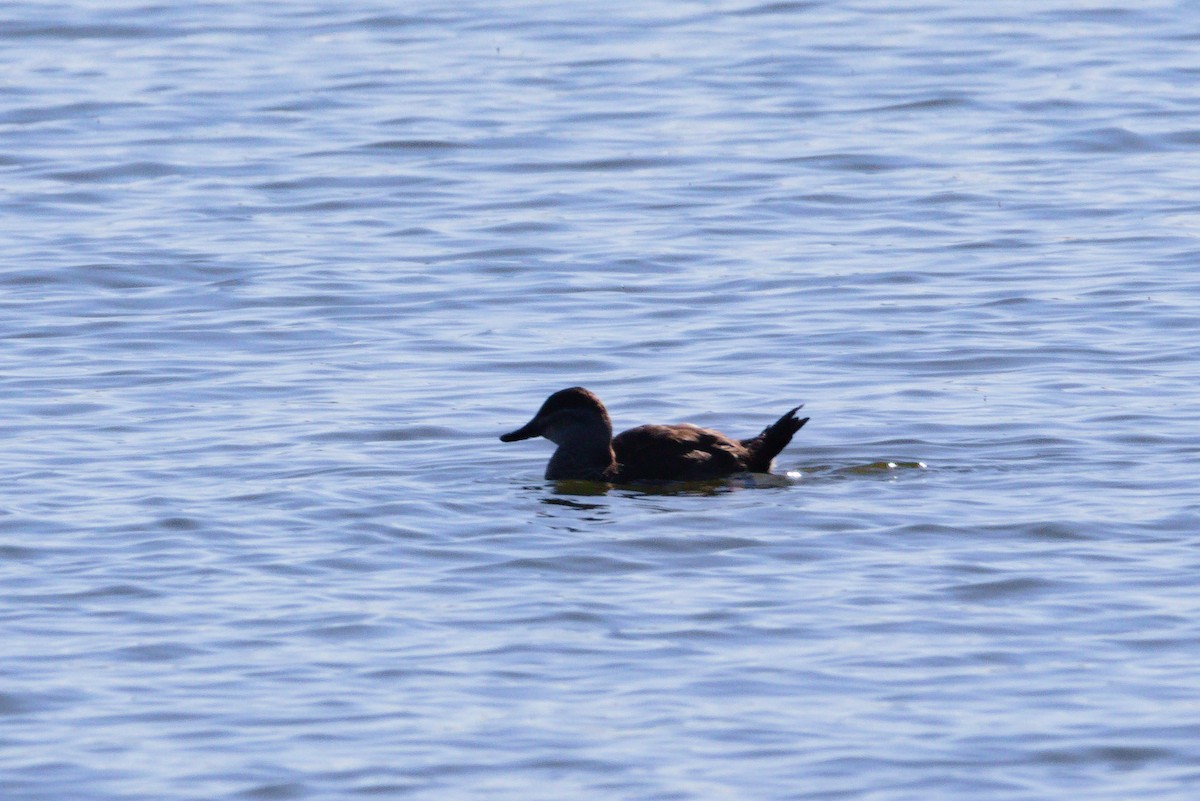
[612,424,749,481]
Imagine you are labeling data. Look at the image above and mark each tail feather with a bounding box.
[741,405,808,472]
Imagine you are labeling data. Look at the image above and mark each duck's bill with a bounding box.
[500,420,540,442]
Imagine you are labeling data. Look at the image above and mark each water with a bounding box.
[3,1,1199,798]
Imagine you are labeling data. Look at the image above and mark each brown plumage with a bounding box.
[500,387,807,482]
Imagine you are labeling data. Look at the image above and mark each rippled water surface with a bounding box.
[4,1,1200,799]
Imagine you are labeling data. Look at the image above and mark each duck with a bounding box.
[500,386,808,482]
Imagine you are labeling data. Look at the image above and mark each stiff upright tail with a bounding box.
[741,405,808,472]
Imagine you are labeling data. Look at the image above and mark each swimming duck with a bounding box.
[500,387,808,482]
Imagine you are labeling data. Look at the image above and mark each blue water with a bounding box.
[4,1,1200,799]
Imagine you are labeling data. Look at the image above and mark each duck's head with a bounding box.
[500,386,613,446]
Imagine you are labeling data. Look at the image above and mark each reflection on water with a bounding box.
[536,461,929,499]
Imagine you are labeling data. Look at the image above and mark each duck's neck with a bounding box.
[544,424,617,481]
